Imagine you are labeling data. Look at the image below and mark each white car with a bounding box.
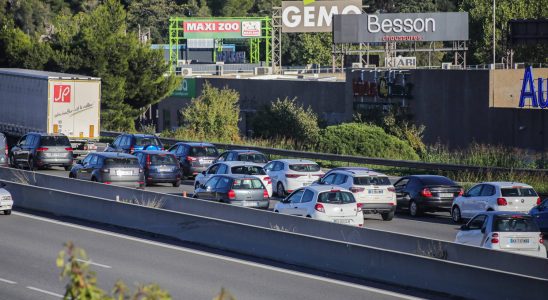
[451,182,541,223]
[0,182,13,215]
[455,211,546,258]
[313,167,396,221]
[194,161,272,197]
[274,185,364,227]
[264,159,324,197]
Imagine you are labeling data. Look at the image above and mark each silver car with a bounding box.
[194,174,270,209]
[69,152,144,188]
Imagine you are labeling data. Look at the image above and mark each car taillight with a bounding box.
[263,189,269,198]
[458,188,464,196]
[286,174,303,178]
[129,146,134,154]
[65,147,73,151]
[228,189,236,199]
[387,187,396,193]
[186,156,197,162]
[146,155,152,166]
[264,176,272,184]
[540,233,544,244]
[357,203,363,211]
[314,203,325,213]
[496,198,507,206]
[420,188,433,197]
[104,182,112,185]
[101,168,110,173]
[537,197,542,206]
[4,145,8,156]
[350,187,365,193]
[36,147,49,152]
[491,233,499,244]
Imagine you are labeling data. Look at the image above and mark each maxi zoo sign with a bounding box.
[183,20,262,39]
[282,0,362,33]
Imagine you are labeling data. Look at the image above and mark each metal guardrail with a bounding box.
[101,131,547,175]
[3,179,546,299]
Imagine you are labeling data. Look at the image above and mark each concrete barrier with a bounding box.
[1,166,547,280]
[3,180,546,299]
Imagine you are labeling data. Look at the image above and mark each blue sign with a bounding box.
[519,66,547,108]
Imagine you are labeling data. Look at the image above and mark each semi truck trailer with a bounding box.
[0,68,101,157]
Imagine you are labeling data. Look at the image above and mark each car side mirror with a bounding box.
[460,225,468,231]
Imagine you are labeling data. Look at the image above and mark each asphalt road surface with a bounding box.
[0,211,442,300]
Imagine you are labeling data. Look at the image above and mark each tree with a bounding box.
[180,82,241,142]
[127,0,187,43]
[297,33,333,66]
[221,0,254,17]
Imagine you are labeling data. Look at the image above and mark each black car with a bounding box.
[10,133,73,171]
[168,142,218,178]
[393,175,463,217]
[134,150,181,187]
[0,132,7,167]
[105,133,163,154]
[214,150,269,166]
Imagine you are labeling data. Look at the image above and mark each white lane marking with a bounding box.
[15,212,421,300]
[76,258,112,269]
[27,286,63,298]
[0,278,17,284]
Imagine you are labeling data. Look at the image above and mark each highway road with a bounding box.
[0,211,439,300]
[38,168,461,242]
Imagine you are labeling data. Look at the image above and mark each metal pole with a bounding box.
[493,0,496,67]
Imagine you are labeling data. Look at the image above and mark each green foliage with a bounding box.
[221,0,254,17]
[180,82,241,143]
[127,0,187,43]
[318,123,419,161]
[298,33,333,66]
[57,241,171,300]
[252,97,321,149]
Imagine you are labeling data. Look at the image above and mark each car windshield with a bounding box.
[105,158,139,167]
[501,188,538,197]
[40,136,70,146]
[231,166,266,175]
[289,164,320,172]
[189,146,218,157]
[232,178,264,189]
[135,136,161,146]
[353,176,391,186]
[419,176,456,186]
[318,191,356,204]
[237,153,268,163]
[492,215,539,232]
[150,154,177,165]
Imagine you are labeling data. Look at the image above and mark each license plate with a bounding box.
[333,219,351,224]
[158,167,171,172]
[116,170,132,176]
[200,159,212,164]
[303,182,312,186]
[48,153,65,157]
[368,189,383,194]
[510,238,529,244]
[440,193,454,198]
[243,201,258,207]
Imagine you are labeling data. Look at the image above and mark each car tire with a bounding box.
[69,172,75,179]
[409,200,421,217]
[64,165,71,171]
[9,154,15,168]
[172,180,181,187]
[145,181,152,187]
[381,211,394,221]
[3,210,11,215]
[28,157,36,171]
[91,177,98,182]
[274,210,279,213]
[277,182,286,197]
[451,206,462,223]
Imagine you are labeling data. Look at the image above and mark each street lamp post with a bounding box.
[493,0,496,67]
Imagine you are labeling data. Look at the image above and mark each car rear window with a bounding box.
[40,136,71,146]
[289,164,320,172]
[232,178,264,189]
[105,158,139,167]
[419,176,456,186]
[231,166,266,175]
[150,154,177,165]
[492,215,539,232]
[318,191,356,204]
[237,153,268,163]
[189,146,218,157]
[135,136,161,146]
[353,176,391,186]
[501,188,538,197]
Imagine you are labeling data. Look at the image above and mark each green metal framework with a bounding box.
[169,17,271,72]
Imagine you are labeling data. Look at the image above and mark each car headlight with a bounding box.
[1,195,12,201]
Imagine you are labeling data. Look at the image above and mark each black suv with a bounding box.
[10,133,73,170]
[168,142,219,178]
[105,134,163,154]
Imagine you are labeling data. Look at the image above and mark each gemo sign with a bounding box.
[519,67,547,108]
[282,0,362,33]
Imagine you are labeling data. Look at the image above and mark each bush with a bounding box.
[251,97,320,149]
[317,123,419,160]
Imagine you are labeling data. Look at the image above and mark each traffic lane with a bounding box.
[0,212,429,300]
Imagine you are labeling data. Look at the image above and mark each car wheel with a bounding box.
[451,206,462,223]
[9,154,15,168]
[69,172,75,179]
[409,200,421,217]
[145,181,152,187]
[91,177,98,182]
[277,182,286,197]
[64,165,71,171]
[28,157,36,171]
[274,210,279,213]
[381,211,394,221]
[3,210,11,215]
[173,180,181,187]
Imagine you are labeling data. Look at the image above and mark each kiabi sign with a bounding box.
[519,66,547,108]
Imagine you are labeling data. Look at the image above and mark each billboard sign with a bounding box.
[333,12,469,43]
[172,78,196,98]
[183,20,262,39]
[519,67,547,108]
[281,0,362,33]
[385,56,417,68]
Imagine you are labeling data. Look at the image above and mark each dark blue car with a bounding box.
[106,134,163,154]
[134,150,181,187]
[530,198,548,233]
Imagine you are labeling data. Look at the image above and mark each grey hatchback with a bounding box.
[69,152,144,188]
[194,174,269,209]
[0,133,7,167]
[10,133,73,170]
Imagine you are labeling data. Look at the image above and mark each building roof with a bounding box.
[0,68,100,80]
